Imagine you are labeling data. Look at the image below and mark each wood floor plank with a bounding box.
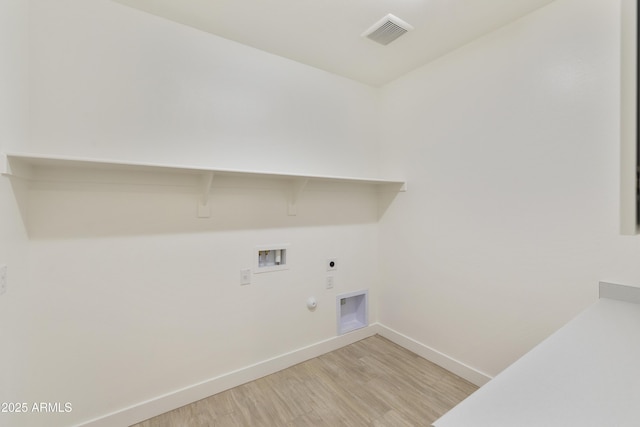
[131,335,478,427]
[372,410,417,427]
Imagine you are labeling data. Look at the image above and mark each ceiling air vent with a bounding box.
[362,14,414,46]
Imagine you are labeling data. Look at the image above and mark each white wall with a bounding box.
[14,1,382,426]
[28,0,380,178]
[0,0,31,423]
[378,0,637,378]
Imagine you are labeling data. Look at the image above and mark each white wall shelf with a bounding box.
[1,152,406,218]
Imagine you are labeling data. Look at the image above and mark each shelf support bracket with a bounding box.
[287,178,308,216]
[197,171,215,218]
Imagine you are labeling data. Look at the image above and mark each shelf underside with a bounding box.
[2,153,406,219]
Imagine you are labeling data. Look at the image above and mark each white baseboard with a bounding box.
[76,323,491,426]
[376,323,492,387]
[75,325,378,427]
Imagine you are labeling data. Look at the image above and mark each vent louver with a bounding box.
[362,14,414,46]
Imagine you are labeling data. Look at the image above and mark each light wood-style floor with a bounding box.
[131,335,478,427]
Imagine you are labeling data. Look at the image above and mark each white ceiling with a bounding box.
[112,0,556,87]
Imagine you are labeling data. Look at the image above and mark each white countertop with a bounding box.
[434,287,640,427]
